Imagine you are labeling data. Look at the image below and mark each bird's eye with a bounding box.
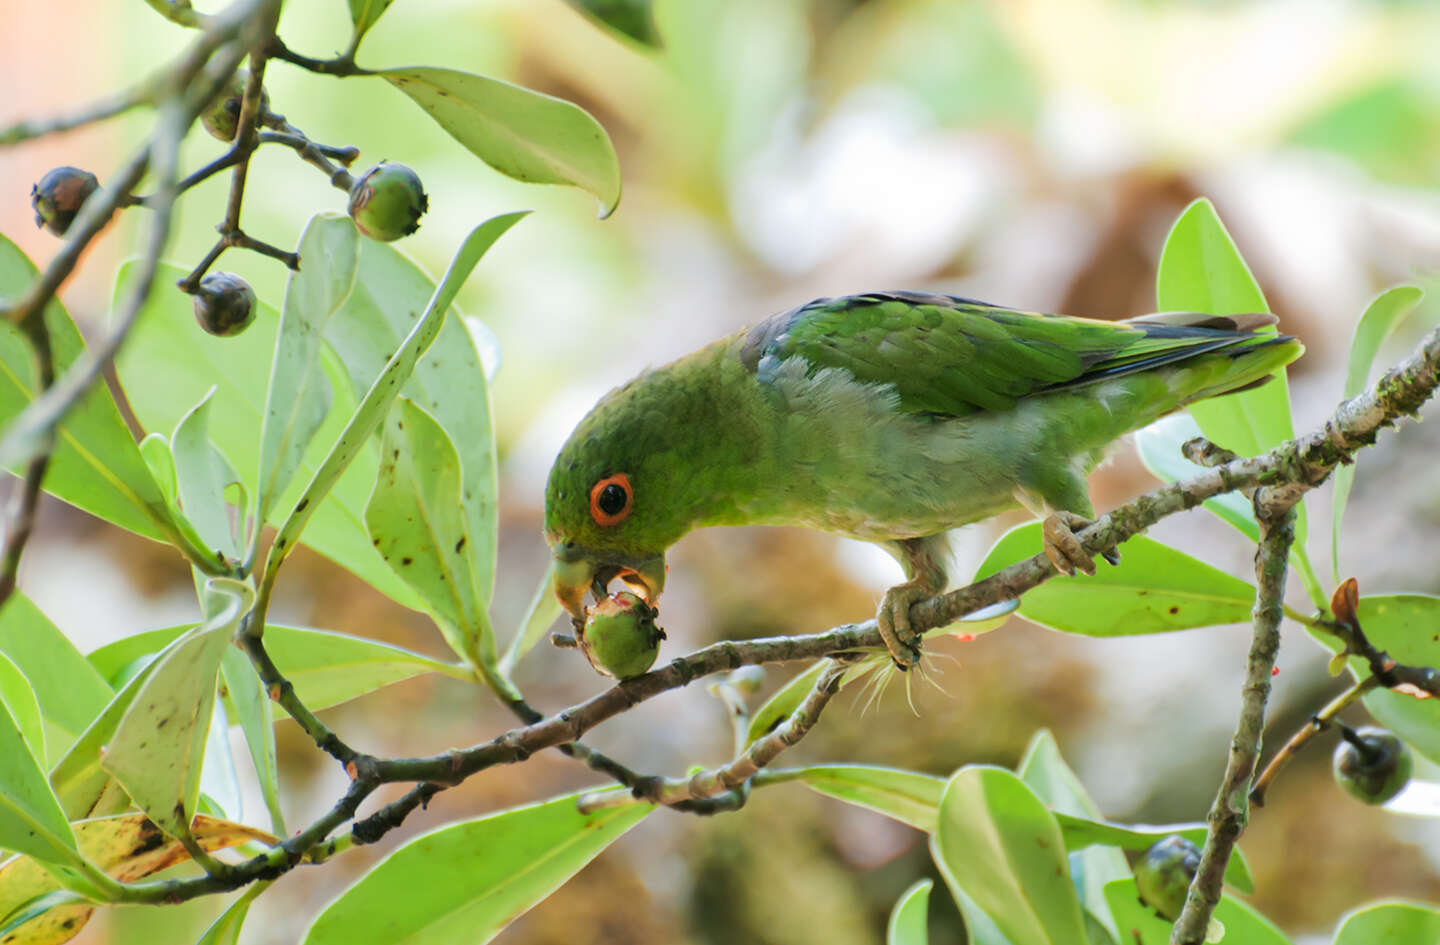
[589,473,633,526]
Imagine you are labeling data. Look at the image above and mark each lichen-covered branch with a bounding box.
[1171,495,1295,945]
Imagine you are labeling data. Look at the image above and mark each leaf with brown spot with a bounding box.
[0,814,276,945]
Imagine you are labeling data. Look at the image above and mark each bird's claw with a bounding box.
[877,584,925,671]
[1042,511,1101,577]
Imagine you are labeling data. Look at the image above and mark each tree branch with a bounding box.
[1171,493,1295,945]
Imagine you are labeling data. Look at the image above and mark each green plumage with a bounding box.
[544,292,1302,630]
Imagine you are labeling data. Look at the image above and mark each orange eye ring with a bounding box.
[589,473,633,527]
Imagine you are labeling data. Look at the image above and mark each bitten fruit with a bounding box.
[580,591,665,679]
[348,162,428,242]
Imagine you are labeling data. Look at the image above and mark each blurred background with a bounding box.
[4,0,1440,942]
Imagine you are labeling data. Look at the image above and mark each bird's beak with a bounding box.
[551,545,667,623]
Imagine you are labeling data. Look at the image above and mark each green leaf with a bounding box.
[1331,285,1425,581]
[1018,731,1127,939]
[194,882,269,945]
[566,0,658,45]
[114,260,424,613]
[50,656,161,820]
[0,652,45,769]
[1319,595,1440,766]
[498,563,563,677]
[265,214,525,592]
[1289,79,1440,187]
[197,697,240,820]
[257,214,357,524]
[0,593,112,758]
[975,525,1254,635]
[381,68,621,217]
[0,682,79,868]
[1155,198,1295,461]
[0,233,173,542]
[887,879,932,945]
[782,764,944,833]
[1330,901,1440,945]
[367,398,489,665]
[930,766,1087,945]
[328,237,500,607]
[1102,878,1291,945]
[172,388,244,561]
[99,578,253,840]
[1053,817,1253,895]
[89,624,462,713]
[347,0,394,41]
[219,648,283,833]
[140,432,177,507]
[301,789,651,945]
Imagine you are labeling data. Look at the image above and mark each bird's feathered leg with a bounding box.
[1017,466,1120,577]
[877,535,950,670]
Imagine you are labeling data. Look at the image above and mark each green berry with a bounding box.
[201,71,271,142]
[1134,835,1200,921]
[580,591,665,680]
[30,166,99,236]
[347,162,427,242]
[1333,726,1412,805]
[192,272,257,337]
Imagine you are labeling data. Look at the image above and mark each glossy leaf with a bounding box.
[1316,595,1440,766]
[1331,285,1425,581]
[975,525,1254,635]
[382,68,621,217]
[0,594,111,759]
[114,260,423,612]
[302,790,650,945]
[89,624,462,713]
[1330,901,1440,945]
[566,0,658,45]
[0,653,45,769]
[0,235,172,541]
[99,578,253,840]
[219,647,283,832]
[327,237,500,606]
[931,766,1087,945]
[887,879,932,945]
[0,685,78,868]
[367,398,488,665]
[1156,198,1295,461]
[139,433,177,507]
[0,814,274,945]
[347,0,394,40]
[171,389,244,561]
[1103,878,1291,945]
[498,563,564,676]
[265,214,526,593]
[782,765,944,833]
[1018,731,1126,938]
[257,214,356,523]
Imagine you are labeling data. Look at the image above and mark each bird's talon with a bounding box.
[1043,511,1098,576]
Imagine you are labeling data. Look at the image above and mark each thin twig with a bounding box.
[1171,493,1296,945]
[266,37,371,76]
[1249,679,1378,807]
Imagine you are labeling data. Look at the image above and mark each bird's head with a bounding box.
[543,379,694,624]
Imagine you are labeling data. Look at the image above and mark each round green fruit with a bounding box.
[347,162,428,242]
[1134,834,1200,921]
[202,71,270,142]
[192,272,257,337]
[1333,726,1412,806]
[30,166,99,236]
[580,591,665,680]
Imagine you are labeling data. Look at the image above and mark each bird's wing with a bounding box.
[739,291,1278,418]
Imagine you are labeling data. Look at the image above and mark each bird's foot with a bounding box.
[1042,511,1108,576]
[877,582,927,671]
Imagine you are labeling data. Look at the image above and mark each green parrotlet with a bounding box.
[544,292,1302,667]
